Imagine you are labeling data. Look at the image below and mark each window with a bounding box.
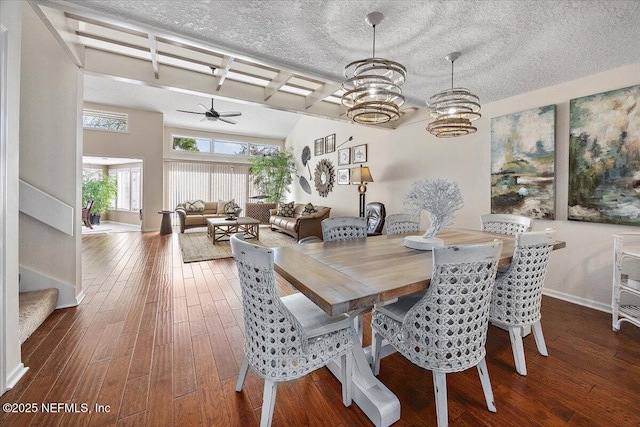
[109,166,142,212]
[82,168,103,181]
[83,109,128,132]
[171,135,279,158]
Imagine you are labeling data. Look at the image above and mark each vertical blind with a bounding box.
[165,161,260,214]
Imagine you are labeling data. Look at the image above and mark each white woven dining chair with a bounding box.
[321,217,367,242]
[480,213,533,235]
[386,213,420,235]
[489,229,556,376]
[371,240,503,427]
[231,234,355,427]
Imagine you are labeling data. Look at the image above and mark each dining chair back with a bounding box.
[321,217,367,242]
[365,202,386,236]
[480,213,533,235]
[371,240,503,427]
[231,234,355,427]
[489,229,556,376]
[386,213,420,235]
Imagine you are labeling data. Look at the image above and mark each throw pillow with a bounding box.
[217,199,235,214]
[185,199,205,212]
[302,203,316,215]
[277,201,295,217]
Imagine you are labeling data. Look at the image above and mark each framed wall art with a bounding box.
[325,133,336,153]
[568,84,640,225]
[338,148,350,166]
[490,104,556,219]
[314,138,324,156]
[352,144,367,164]
[337,168,350,185]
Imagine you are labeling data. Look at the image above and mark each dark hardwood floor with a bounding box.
[2,229,640,426]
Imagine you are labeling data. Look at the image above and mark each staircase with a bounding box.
[18,288,58,344]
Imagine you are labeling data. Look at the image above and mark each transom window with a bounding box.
[172,135,279,157]
[83,108,129,132]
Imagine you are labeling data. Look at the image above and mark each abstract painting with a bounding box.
[569,84,640,225]
[491,104,556,219]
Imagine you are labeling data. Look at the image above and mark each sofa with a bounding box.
[269,203,331,241]
[175,200,239,233]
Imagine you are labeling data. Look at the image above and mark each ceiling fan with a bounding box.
[177,98,242,124]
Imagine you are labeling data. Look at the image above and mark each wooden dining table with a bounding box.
[272,227,565,427]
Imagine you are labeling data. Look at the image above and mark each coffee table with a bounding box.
[207,217,260,245]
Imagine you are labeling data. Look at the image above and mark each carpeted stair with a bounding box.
[18,288,58,344]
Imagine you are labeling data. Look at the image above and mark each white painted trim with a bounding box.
[5,363,28,390]
[18,266,78,309]
[19,179,74,236]
[0,23,8,396]
[543,288,611,313]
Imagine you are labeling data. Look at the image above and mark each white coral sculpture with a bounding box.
[403,178,464,238]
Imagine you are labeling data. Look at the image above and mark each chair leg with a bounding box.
[353,314,364,343]
[508,325,527,376]
[235,356,249,392]
[260,380,278,427]
[532,320,548,357]
[432,371,448,427]
[341,350,353,407]
[476,357,497,413]
[371,330,382,376]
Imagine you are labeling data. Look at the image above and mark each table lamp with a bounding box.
[351,165,374,217]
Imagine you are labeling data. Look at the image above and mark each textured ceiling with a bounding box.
[53,0,640,107]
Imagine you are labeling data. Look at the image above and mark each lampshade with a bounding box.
[427,52,481,138]
[351,166,374,183]
[341,12,406,125]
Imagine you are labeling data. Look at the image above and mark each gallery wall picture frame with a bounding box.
[338,148,350,166]
[491,104,556,220]
[314,138,324,156]
[325,133,336,153]
[352,144,367,164]
[337,168,350,185]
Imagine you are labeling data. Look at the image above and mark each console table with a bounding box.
[245,202,276,225]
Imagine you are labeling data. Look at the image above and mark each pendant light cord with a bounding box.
[372,25,376,58]
[451,60,454,90]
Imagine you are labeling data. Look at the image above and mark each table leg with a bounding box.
[326,334,400,427]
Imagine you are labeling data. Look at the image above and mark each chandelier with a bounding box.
[341,12,406,125]
[426,52,481,137]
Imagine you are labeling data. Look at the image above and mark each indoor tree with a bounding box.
[82,174,117,224]
[249,150,296,204]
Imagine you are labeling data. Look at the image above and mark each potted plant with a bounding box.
[82,175,117,225]
[249,149,296,204]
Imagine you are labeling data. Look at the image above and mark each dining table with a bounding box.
[272,228,565,427]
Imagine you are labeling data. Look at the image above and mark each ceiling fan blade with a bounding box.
[218,117,237,125]
[198,103,209,112]
[218,112,242,117]
[200,116,208,122]
[177,109,204,115]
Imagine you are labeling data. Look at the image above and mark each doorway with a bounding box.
[82,156,143,234]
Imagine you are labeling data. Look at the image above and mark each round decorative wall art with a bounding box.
[314,159,335,197]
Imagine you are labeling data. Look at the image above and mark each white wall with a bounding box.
[19,4,82,305]
[1,0,25,394]
[285,63,640,312]
[83,103,163,231]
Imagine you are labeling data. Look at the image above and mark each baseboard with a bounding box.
[543,288,611,313]
[5,363,28,390]
[18,266,78,309]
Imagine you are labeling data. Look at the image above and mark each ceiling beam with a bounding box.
[216,56,234,92]
[264,71,293,101]
[305,83,341,109]
[83,48,345,120]
[31,3,84,67]
[148,35,159,79]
